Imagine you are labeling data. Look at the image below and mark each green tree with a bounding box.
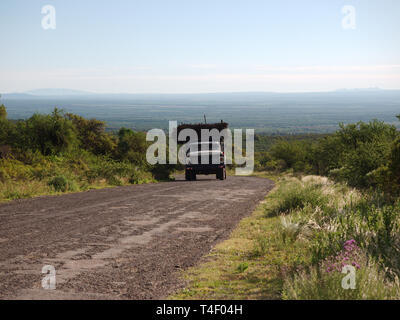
[66,113,116,155]
[0,119,14,145]
[19,108,78,155]
[117,128,148,166]
[332,120,397,187]
[313,135,343,175]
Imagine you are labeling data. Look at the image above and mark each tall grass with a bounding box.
[283,256,400,300]
[266,175,400,299]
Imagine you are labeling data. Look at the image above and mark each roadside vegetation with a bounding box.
[0,105,176,202]
[173,115,400,300]
[255,117,400,195]
[172,174,400,300]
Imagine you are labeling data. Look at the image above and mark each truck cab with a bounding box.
[185,141,226,181]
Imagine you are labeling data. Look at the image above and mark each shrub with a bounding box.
[106,175,122,186]
[65,113,116,155]
[267,119,400,193]
[270,140,309,169]
[0,116,14,145]
[117,128,148,166]
[150,164,175,181]
[15,109,78,155]
[0,159,33,181]
[48,175,77,192]
[129,170,155,184]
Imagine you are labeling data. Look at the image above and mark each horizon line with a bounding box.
[2,87,399,96]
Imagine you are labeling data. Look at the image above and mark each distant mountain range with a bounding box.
[1,89,94,99]
[25,88,94,96]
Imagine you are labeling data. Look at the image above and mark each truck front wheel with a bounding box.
[185,169,196,181]
[217,167,226,180]
[185,169,191,181]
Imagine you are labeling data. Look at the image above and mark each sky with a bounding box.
[1,0,400,93]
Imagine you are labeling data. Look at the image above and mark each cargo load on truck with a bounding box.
[176,121,228,140]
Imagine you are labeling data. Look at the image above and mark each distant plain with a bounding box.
[3,90,400,134]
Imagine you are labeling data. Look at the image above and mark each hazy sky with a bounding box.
[1,0,400,93]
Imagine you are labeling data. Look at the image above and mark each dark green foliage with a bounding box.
[0,119,13,146]
[270,140,314,173]
[117,128,148,166]
[150,164,176,181]
[66,113,116,156]
[254,134,327,172]
[0,107,151,168]
[48,175,77,192]
[12,109,78,155]
[390,115,400,187]
[329,120,397,187]
[255,133,327,152]
[390,137,400,185]
[257,118,400,194]
[0,106,174,188]
[0,106,14,148]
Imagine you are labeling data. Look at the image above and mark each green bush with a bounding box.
[270,140,310,169]
[117,128,148,166]
[0,159,34,181]
[65,113,117,155]
[266,118,400,194]
[48,175,78,192]
[17,109,78,155]
[0,107,173,202]
[265,180,328,216]
[129,170,154,184]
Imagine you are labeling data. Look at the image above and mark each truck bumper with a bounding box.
[186,164,225,175]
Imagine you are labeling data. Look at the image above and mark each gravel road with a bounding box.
[0,175,274,300]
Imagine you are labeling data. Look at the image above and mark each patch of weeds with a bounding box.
[236,262,249,273]
[266,180,328,217]
[251,234,269,257]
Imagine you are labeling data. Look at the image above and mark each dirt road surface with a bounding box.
[0,175,274,300]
